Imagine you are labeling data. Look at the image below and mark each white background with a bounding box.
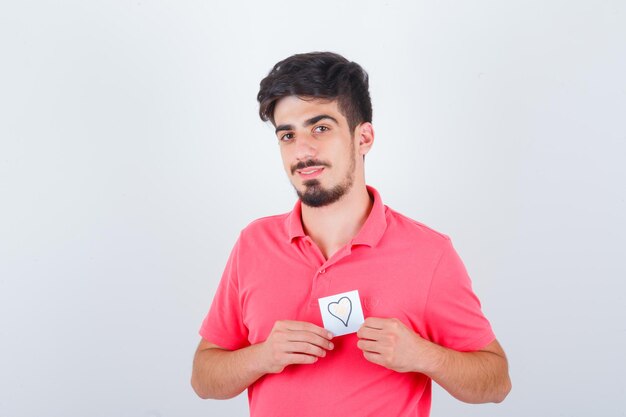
[1,1,625,416]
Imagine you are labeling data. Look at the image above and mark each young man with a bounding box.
[192,52,511,416]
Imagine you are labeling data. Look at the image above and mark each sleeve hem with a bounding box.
[455,330,496,352]
[199,328,249,351]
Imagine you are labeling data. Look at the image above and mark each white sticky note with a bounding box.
[318,290,365,337]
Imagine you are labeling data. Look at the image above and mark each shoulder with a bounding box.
[384,206,452,248]
[238,211,291,243]
[244,211,290,230]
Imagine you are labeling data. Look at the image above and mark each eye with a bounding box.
[313,125,329,133]
[279,132,295,142]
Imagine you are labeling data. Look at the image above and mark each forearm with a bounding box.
[424,342,511,403]
[191,321,333,399]
[191,343,266,400]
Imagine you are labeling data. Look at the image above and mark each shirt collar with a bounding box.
[287,198,306,241]
[286,185,387,248]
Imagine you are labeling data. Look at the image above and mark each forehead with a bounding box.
[273,96,346,126]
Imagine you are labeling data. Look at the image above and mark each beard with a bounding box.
[290,135,357,208]
[296,177,353,207]
[293,143,356,208]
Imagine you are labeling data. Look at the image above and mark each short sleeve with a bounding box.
[423,239,495,352]
[198,235,250,350]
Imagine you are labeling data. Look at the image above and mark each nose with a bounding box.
[294,133,318,161]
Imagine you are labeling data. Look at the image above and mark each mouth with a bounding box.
[296,166,325,179]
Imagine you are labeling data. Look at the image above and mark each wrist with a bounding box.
[417,340,448,376]
[243,342,272,377]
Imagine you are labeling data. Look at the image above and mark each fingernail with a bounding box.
[328,332,334,339]
[329,342,334,350]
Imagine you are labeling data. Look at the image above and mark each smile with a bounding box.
[297,167,325,178]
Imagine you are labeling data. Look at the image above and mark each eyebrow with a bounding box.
[275,114,339,134]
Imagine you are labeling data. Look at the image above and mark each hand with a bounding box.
[259,320,334,374]
[356,317,441,373]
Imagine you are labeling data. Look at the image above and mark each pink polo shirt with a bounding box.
[199,186,495,417]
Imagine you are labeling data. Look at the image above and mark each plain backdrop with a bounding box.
[1,1,625,416]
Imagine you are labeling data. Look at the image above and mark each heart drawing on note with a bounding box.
[327,296,352,327]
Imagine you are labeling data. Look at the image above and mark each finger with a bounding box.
[284,341,328,358]
[283,330,335,350]
[285,353,321,366]
[356,339,380,353]
[362,317,388,330]
[357,326,381,341]
[282,320,334,340]
[362,350,384,366]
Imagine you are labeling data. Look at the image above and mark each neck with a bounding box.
[301,183,373,260]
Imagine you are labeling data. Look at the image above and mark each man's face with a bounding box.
[272,96,358,208]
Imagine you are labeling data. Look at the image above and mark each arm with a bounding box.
[191,320,334,399]
[357,317,511,404]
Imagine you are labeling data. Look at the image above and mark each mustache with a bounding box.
[291,159,331,175]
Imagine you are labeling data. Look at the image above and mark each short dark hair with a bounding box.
[257,52,372,132]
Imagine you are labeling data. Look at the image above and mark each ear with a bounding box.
[355,122,375,156]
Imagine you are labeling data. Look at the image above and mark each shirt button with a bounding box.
[319,269,326,274]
